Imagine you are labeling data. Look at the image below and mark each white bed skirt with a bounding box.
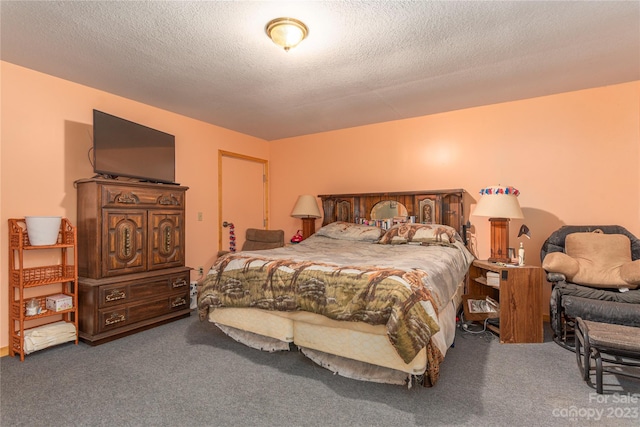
[209,282,463,383]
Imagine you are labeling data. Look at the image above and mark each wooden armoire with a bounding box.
[75,178,190,344]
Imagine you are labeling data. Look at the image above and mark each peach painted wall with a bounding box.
[2,60,638,351]
[0,61,269,350]
[269,81,640,313]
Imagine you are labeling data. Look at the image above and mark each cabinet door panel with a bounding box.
[148,211,184,270]
[103,210,147,277]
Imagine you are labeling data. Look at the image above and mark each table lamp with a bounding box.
[472,185,524,263]
[291,195,322,239]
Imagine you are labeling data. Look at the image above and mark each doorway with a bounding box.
[218,150,269,252]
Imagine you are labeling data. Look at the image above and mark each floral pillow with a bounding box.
[379,223,459,245]
[315,222,384,242]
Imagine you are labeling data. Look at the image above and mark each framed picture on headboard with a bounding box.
[418,197,436,224]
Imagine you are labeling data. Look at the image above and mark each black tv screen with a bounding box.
[93,110,175,184]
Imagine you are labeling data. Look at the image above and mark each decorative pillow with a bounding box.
[315,222,384,242]
[542,231,640,289]
[378,223,458,245]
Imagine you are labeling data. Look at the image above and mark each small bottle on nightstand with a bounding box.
[518,242,525,266]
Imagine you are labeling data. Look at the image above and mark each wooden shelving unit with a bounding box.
[467,260,543,343]
[8,218,79,360]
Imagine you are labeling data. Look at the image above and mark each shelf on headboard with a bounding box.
[318,189,468,242]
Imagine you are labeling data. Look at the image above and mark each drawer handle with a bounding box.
[116,192,139,204]
[171,297,186,308]
[158,194,180,206]
[123,227,131,257]
[105,289,126,302]
[164,227,171,253]
[105,313,126,325]
[172,278,187,288]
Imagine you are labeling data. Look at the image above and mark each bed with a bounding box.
[198,190,474,386]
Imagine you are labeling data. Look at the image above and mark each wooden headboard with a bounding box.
[318,189,468,242]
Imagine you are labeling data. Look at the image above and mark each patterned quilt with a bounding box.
[198,235,474,365]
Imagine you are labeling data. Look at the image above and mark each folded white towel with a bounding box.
[23,321,76,354]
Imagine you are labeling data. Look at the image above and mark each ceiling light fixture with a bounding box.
[266,17,308,52]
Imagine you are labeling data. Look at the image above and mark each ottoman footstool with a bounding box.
[575,317,640,394]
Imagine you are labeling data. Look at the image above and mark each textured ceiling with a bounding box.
[2,1,639,141]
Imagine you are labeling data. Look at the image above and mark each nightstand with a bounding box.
[467,260,543,343]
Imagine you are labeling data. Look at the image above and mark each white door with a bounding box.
[218,150,268,252]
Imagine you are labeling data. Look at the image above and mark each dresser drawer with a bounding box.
[98,290,189,333]
[102,185,184,209]
[98,272,189,308]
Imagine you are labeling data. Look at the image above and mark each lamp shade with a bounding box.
[291,195,321,219]
[472,185,524,219]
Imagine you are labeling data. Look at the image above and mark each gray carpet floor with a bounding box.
[1,314,638,426]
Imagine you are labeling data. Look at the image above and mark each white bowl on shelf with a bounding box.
[25,216,62,245]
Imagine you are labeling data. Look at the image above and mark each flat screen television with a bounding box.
[93,109,176,184]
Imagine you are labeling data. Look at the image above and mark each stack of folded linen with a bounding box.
[23,321,76,354]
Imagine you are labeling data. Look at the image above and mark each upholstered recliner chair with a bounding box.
[218,228,285,257]
[540,225,640,349]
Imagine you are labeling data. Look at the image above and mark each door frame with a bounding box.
[218,150,269,251]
